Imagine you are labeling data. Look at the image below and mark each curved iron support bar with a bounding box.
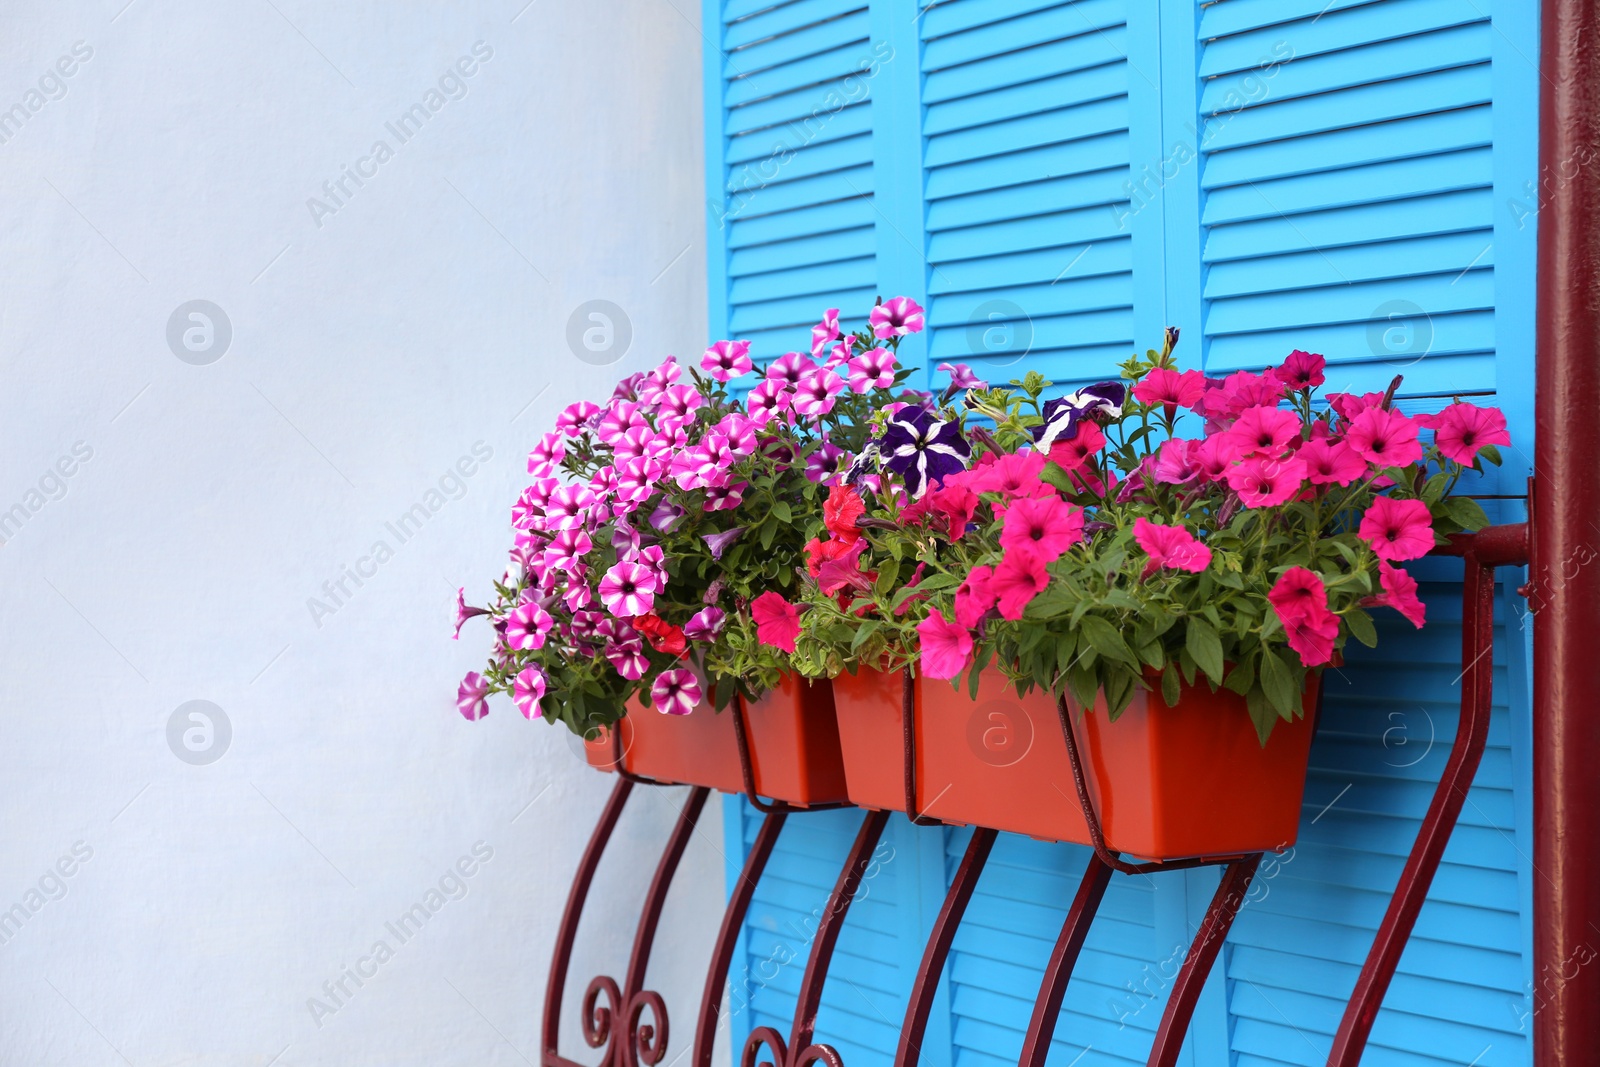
[1146,856,1261,1067]
[544,778,634,1066]
[1016,855,1115,1067]
[894,827,998,1067]
[693,810,789,1067]
[901,670,946,826]
[1326,524,1527,1065]
[739,810,892,1067]
[731,694,850,814]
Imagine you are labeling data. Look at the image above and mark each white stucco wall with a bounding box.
[0,2,722,1064]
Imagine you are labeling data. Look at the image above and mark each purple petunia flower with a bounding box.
[457,672,490,721]
[649,500,685,532]
[703,480,748,512]
[869,296,925,339]
[881,408,972,499]
[651,668,702,716]
[702,527,744,559]
[841,442,880,487]
[683,606,727,642]
[1033,381,1126,449]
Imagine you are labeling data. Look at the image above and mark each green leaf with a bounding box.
[1185,616,1225,685]
[1040,462,1076,493]
[1066,665,1099,711]
[1479,444,1503,466]
[1078,615,1140,668]
[1223,656,1256,696]
[1055,632,1080,677]
[1104,669,1134,719]
[1446,495,1491,532]
[1245,689,1277,746]
[771,500,793,524]
[850,620,881,652]
[1258,647,1297,720]
[1344,607,1378,648]
[1161,664,1182,707]
[874,558,901,597]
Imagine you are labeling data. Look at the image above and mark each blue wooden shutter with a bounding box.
[1192,0,1539,1062]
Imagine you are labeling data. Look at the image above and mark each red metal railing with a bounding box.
[542,523,1529,1067]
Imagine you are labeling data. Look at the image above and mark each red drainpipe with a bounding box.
[1534,0,1600,1059]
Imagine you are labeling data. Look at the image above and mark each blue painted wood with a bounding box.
[704,0,1541,1063]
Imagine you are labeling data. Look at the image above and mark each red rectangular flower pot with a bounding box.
[914,670,1319,861]
[830,667,910,812]
[585,674,849,807]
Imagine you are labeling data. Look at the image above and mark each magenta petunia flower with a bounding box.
[1268,567,1339,666]
[1222,405,1304,461]
[1299,438,1368,486]
[766,352,817,389]
[564,581,594,612]
[1151,438,1202,486]
[848,348,897,393]
[683,606,727,642]
[1359,496,1434,561]
[543,527,593,567]
[992,550,1050,620]
[703,480,748,511]
[599,561,657,617]
[870,296,926,339]
[658,383,704,428]
[792,366,846,420]
[635,358,682,408]
[825,336,856,370]
[1346,407,1423,468]
[457,672,491,721]
[804,441,850,485]
[1363,560,1427,628]
[745,378,792,426]
[967,451,1050,498]
[1328,391,1388,424]
[513,666,548,719]
[936,362,988,392]
[999,496,1085,563]
[1133,518,1213,577]
[953,564,997,630]
[810,308,841,358]
[917,610,973,681]
[1226,455,1308,508]
[606,638,649,680]
[556,400,602,437]
[527,431,565,476]
[1271,350,1327,390]
[701,339,754,382]
[506,601,554,651]
[544,484,601,531]
[1427,402,1510,465]
[452,588,490,640]
[651,668,702,716]
[596,401,648,446]
[715,413,759,457]
[751,591,802,653]
[1133,367,1207,409]
[615,457,659,504]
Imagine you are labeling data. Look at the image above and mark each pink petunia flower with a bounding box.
[751,591,802,653]
[870,296,926,339]
[1193,436,1232,481]
[847,348,897,393]
[1152,438,1202,485]
[606,638,649,680]
[745,378,792,425]
[1328,391,1388,424]
[1133,518,1213,576]
[953,565,997,629]
[527,432,565,476]
[999,496,1085,563]
[651,668,702,716]
[917,611,973,680]
[457,672,490,721]
[657,384,704,428]
[1133,367,1207,410]
[1268,567,1339,666]
[702,480,748,511]
[992,550,1051,620]
[1299,438,1368,486]
[766,352,817,389]
[1271,350,1327,390]
[1427,402,1511,465]
[791,366,846,420]
[966,450,1051,498]
[453,588,490,639]
[810,309,841,358]
[1047,421,1106,473]
[596,401,648,446]
[544,485,601,531]
[599,561,657,617]
[1227,455,1307,508]
[1222,405,1304,461]
[635,358,682,408]
[1363,560,1427,628]
[936,363,988,392]
[702,339,754,382]
[513,666,548,719]
[715,413,759,457]
[1359,496,1434,561]
[506,601,554,651]
[1346,407,1423,468]
[556,400,602,437]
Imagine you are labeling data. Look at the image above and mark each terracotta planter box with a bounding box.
[585,674,849,807]
[833,667,1318,861]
